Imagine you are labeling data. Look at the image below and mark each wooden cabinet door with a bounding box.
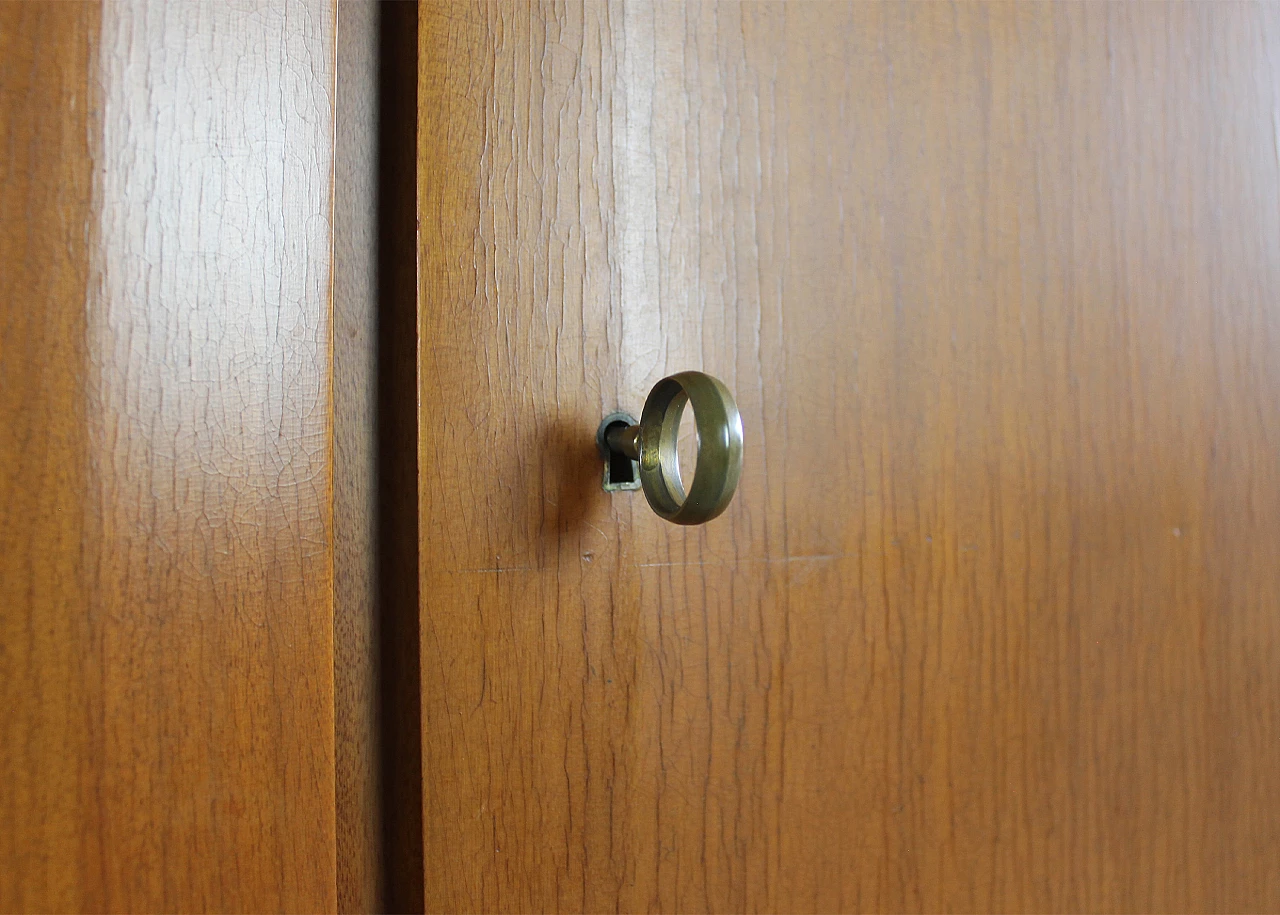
[416,4,1280,911]
[0,3,336,910]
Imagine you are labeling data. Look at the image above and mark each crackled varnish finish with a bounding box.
[0,2,337,910]
[418,4,1280,912]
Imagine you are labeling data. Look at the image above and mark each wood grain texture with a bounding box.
[334,2,383,910]
[0,7,98,910]
[417,3,1280,912]
[0,2,338,910]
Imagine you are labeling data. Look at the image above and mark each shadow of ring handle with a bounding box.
[605,372,744,525]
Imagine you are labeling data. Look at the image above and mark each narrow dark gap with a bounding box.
[374,2,423,911]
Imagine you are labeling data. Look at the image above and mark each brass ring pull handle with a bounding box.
[598,372,744,525]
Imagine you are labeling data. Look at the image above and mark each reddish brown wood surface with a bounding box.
[0,2,337,910]
[417,4,1280,912]
[334,3,382,910]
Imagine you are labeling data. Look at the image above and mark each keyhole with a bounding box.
[605,420,636,486]
[597,412,641,492]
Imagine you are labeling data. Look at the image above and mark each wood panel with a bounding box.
[0,2,337,910]
[0,7,99,909]
[334,2,382,910]
[417,3,1280,912]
